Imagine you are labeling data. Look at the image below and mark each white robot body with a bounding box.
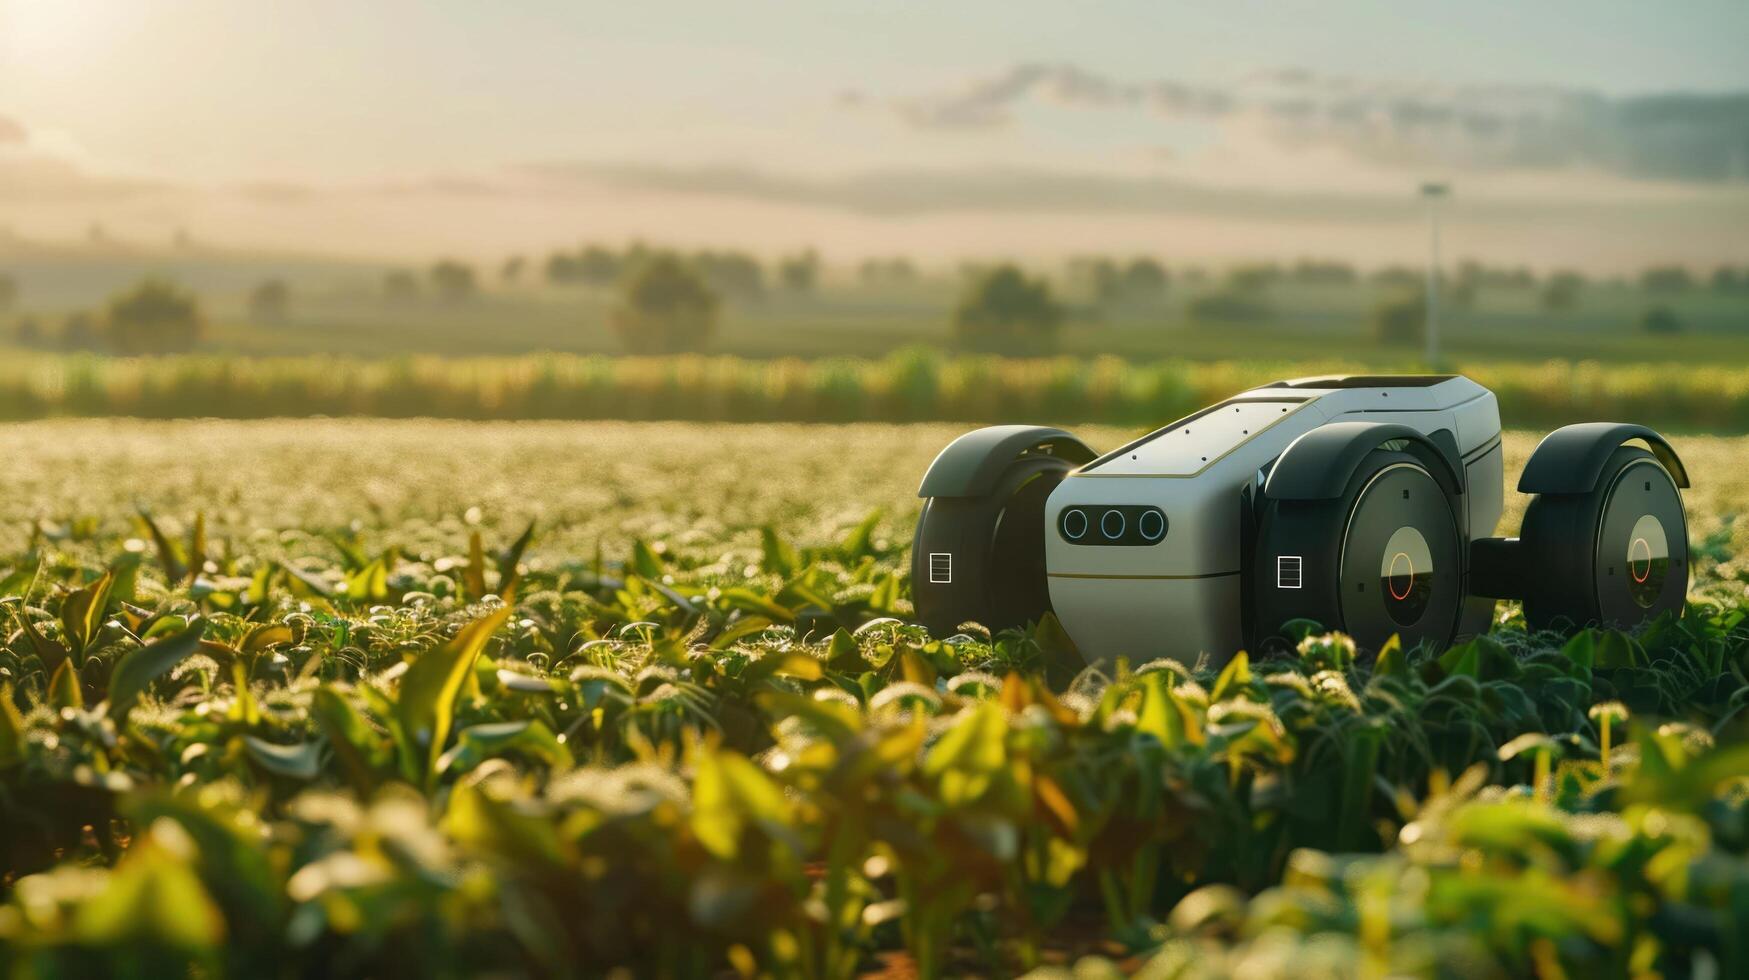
[1043,376,1503,666]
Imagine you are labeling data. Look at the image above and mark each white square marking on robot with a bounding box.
[1277,556,1302,589]
[928,553,952,584]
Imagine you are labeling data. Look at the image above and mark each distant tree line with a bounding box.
[537,243,824,299]
[6,279,204,354]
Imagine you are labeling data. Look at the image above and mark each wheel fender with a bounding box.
[916,425,1096,498]
[1517,423,1689,493]
[1262,421,1465,501]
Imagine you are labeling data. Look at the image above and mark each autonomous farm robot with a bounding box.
[911,374,1690,666]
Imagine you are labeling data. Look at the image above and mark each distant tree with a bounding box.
[1291,259,1357,285]
[1188,290,1274,325]
[611,253,719,353]
[954,265,1062,348]
[1068,256,1120,302]
[430,260,477,303]
[778,249,820,293]
[1640,266,1694,293]
[1711,266,1745,293]
[1370,265,1421,288]
[384,270,420,302]
[14,316,40,347]
[248,279,290,323]
[500,255,526,285]
[61,312,99,351]
[859,257,916,286]
[105,279,203,355]
[577,246,621,286]
[0,272,16,312]
[1541,270,1586,312]
[694,250,764,299]
[1225,263,1282,293]
[1372,291,1423,346]
[1120,257,1169,300]
[1641,306,1683,335]
[545,251,581,285]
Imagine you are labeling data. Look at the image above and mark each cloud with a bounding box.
[519,160,1749,231]
[891,63,1749,184]
[0,113,170,201]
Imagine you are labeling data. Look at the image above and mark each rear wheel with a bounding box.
[912,455,1069,636]
[1253,449,1464,654]
[1519,447,1688,631]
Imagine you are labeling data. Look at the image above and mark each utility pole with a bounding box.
[1420,182,1450,368]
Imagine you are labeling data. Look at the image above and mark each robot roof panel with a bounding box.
[1079,397,1312,476]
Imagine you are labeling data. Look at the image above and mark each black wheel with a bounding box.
[911,455,1069,636]
[1253,449,1465,654]
[1519,446,1688,631]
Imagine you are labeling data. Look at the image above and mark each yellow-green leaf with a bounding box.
[108,619,207,719]
[0,684,25,767]
[395,606,512,785]
[1210,650,1252,702]
[60,567,115,660]
[49,658,83,710]
[692,745,791,860]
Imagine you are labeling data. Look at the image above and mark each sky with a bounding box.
[3,0,1748,269]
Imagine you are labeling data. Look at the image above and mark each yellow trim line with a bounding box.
[1048,570,1240,580]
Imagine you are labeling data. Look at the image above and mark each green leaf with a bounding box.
[1438,634,1518,681]
[436,719,573,775]
[1372,635,1407,678]
[0,684,25,767]
[1136,672,1197,748]
[73,830,225,950]
[107,618,207,719]
[136,507,188,584]
[12,609,68,677]
[241,623,294,654]
[395,606,512,785]
[242,735,321,780]
[692,745,792,860]
[1594,630,1643,670]
[839,509,882,560]
[60,567,115,661]
[719,587,795,623]
[463,530,488,599]
[312,685,385,794]
[344,557,388,602]
[630,538,666,579]
[1210,650,1252,701]
[759,526,799,576]
[446,779,565,864]
[48,658,83,709]
[277,560,334,599]
[496,521,537,600]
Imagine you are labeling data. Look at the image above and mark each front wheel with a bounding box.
[1252,449,1465,654]
[911,454,1070,637]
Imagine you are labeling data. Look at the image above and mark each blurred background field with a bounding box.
[3,418,1745,574]
[4,350,1749,431]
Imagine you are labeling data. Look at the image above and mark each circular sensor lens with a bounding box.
[1060,508,1088,540]
[1626,513,1669,608]
[1379,526,1434,627]
[1138,509,1166,542]
[1100,509,1126,540]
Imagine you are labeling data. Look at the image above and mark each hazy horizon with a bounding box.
[4,0,1748,272]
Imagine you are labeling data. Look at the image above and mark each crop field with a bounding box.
[6,352,1749,433]
[2,419,1749,977]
